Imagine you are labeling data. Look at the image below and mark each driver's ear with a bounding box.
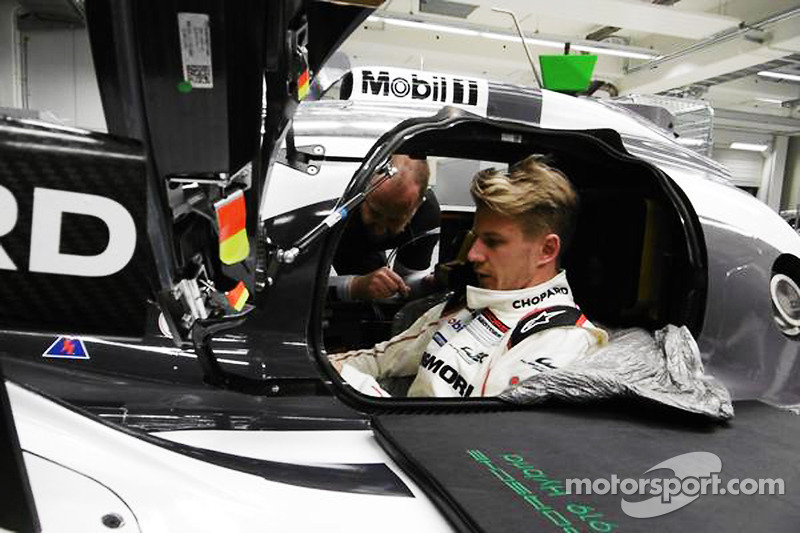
[538,233,561,266]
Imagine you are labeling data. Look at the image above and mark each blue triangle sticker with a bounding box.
[43,337,90,360]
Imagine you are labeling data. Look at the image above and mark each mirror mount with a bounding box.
[190,306,262,391]
[277,128,327,176]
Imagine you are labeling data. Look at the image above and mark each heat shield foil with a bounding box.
[500,325,734,420]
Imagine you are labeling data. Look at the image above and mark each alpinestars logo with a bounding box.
[520,309,567,334]
[361,70,479,106]
[507,306,583,349]
[521,356,557,372]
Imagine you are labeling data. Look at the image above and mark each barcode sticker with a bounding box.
[178,13,213,89]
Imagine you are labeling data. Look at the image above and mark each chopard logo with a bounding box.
[512,286,569,309]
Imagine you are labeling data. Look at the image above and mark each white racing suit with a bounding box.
[330,271,608,397]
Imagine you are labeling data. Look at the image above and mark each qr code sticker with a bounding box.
[186,64,212,87]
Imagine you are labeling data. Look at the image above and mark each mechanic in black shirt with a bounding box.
[331,155,441,301]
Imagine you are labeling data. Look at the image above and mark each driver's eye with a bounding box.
[483,237,501,249]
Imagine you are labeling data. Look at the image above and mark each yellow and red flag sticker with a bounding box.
[225,281,249,311]
[215,190,249,265]
[298,69,310,101]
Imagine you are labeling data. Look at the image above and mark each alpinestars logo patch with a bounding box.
[508,305,585,348]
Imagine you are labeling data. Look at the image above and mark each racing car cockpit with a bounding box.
[311,109,707,398]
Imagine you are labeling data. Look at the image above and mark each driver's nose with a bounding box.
[467,239,485,263]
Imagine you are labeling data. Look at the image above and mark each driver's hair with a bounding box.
[391,154,430,203]
[469,155,577,248]
[369,155,431,204]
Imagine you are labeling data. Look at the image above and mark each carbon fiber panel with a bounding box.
[0,118,154,338]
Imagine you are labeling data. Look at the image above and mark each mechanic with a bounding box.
[329,154,441,301]
[329,155,608,397]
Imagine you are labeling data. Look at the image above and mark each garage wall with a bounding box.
[0,0,18,108]
[20,26,105,131]
[712,147,765,189]
[782,137,800,212]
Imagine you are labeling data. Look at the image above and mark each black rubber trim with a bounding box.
[155,438,413,497]
[486,82,543,125]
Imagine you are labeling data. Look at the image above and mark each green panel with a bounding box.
[539,55,597,91]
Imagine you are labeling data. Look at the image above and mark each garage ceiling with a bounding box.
[338,0,800,134]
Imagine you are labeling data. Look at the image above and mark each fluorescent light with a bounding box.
[373,16,479,36]
[370,15,661,60]
[754,97,784,104]
[730,142,768,152]
[480,32,659,59]
[480,32,564,49]
[571,44,660,60]
[757,71,800,82]
[478,31,521,42]
[676,138,704,147]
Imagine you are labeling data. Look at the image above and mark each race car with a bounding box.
[1,1,799,531]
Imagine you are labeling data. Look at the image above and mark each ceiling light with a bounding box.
[757,71,800,82]
[480,32,564,49]
[373,16,479,36]
[478,31,520,42]
[676,138,705,147]
[480,33,659,59]
[730,142,768,152]
[570,44,659,60]
[369,14,661,60]
[755,97,785,104]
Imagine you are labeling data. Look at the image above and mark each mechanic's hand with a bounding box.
[350,267,410,300]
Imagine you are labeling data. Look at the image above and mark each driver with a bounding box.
[329,155,607,397]
[329,154,440,301]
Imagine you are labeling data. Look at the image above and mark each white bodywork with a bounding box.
[10,382,452,532]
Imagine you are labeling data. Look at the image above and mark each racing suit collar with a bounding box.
[465,270,575,317]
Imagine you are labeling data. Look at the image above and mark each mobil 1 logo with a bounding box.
[353,67,489,115]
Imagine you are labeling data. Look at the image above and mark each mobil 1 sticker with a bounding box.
[350,67,488,116]
[178,12,213,89]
